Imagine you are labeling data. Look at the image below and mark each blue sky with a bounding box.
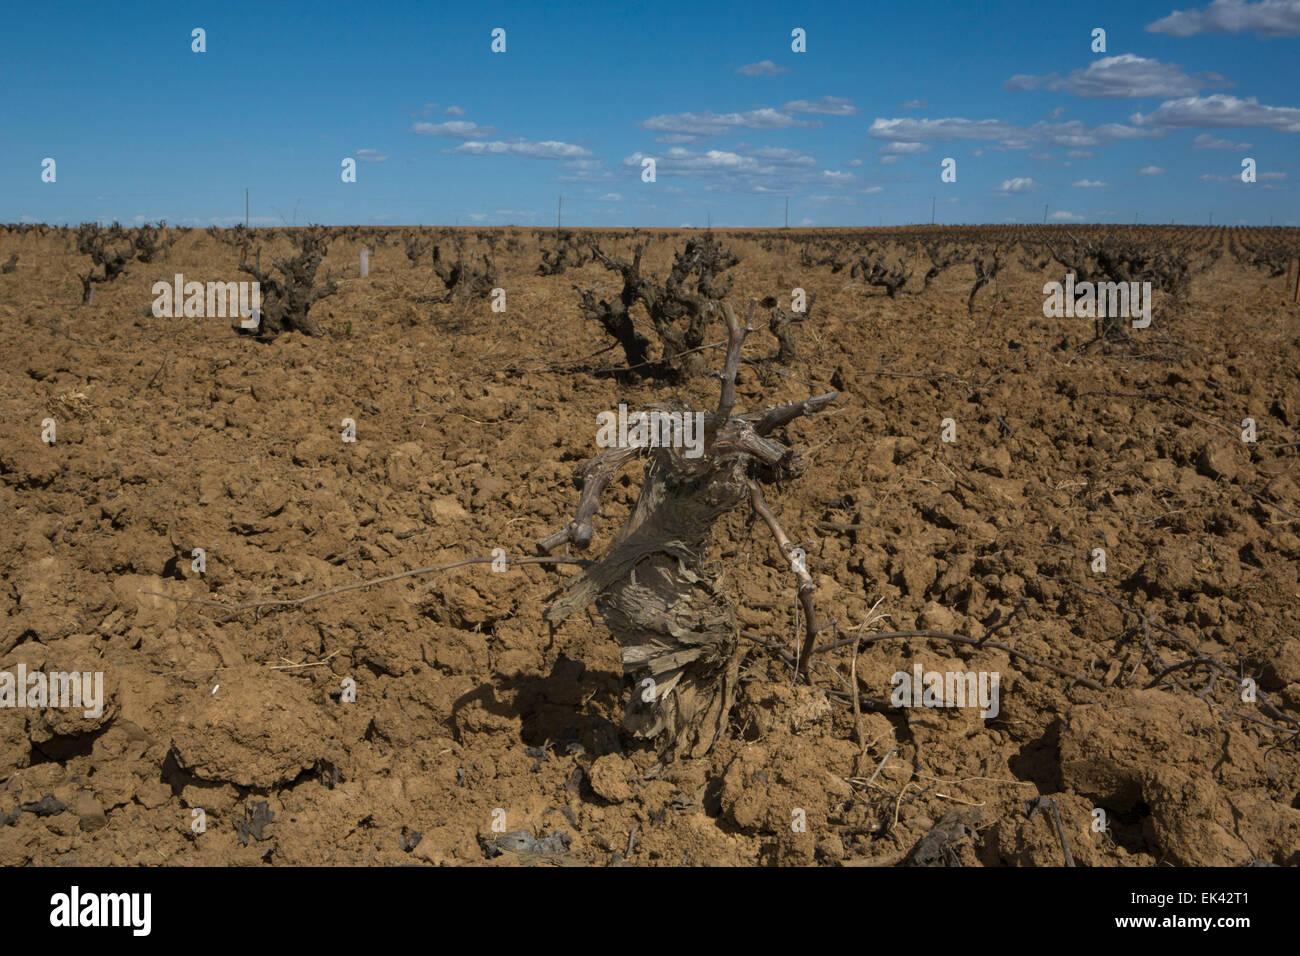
[3,0,1298,226]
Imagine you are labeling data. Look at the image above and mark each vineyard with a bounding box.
[1,221,1298,866]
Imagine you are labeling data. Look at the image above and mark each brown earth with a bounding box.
[1,226,1298,866]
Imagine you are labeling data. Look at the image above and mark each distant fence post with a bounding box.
[1293,256,1300,302]
[359,248,370,278]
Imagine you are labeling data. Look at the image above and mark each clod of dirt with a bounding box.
[1131,546,1198,597]
[976,445,1013,478]
[410,825,481,866]
[1263,641,1300,708]
[587,754,633,803]
[72,792,108,831]
[168,674,343,789]
[1058,689,1265,865]
[1196,441,1239,482]
[734,681,834,738]
[919,601,958,632]
[786,685,833,733]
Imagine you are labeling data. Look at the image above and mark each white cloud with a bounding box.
[747,146,816,165]
[846,158,864,166]
[1146,0,1300,37]
[1073,178,1108,187]
[639,97,856,141]
[599,192,623,201]
[870,116,1029,144]
[1067,149,1095,157]
[624,148,759,174]
[861,186,884,194]
[868,115,1159,150]
[413,120,497,139]
[453,140,592,159]
[356,148,388,162]
[640,108,814,138]
[620,145,831,193]
[880,141,931,154]
[1051,210,1085,220]
[736,60,789,76]
[1139,165,1167,175]
[997,177,1038,193]
[1005,54,1225,98]
[877,117,1153,150]
[901,99,927,108]
[444,105,466,116]
[1131,94,1300,133]
[783,96,859,116]
[1192,132,1252,149]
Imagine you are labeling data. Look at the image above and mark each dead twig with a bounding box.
[140,553,593,622]
[750,482,823,677]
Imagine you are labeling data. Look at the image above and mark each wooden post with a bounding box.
[1293,257,1300,303]
[359,248,369,278]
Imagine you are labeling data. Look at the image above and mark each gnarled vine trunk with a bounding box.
[540,303,835,759]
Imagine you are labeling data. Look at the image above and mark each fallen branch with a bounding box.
[140,553,593,622]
